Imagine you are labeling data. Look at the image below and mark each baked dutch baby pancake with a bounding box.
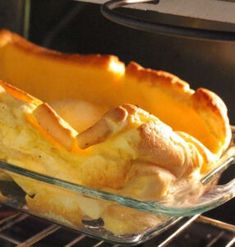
[0,30,231,235]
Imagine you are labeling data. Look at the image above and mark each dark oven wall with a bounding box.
[29,0,235,124]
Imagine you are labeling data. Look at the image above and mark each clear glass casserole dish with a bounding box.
[0,128,234,245]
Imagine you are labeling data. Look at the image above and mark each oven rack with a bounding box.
[0,205,233,247]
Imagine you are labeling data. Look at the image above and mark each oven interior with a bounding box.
[0,0,234,246]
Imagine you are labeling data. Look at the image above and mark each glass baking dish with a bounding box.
[0,128,234,245]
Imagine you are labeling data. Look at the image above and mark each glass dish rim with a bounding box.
[0,127,234,218]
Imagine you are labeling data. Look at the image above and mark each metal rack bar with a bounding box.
[92,240,105,247]
[225,236,235,247]
[64,234,86,247]
[158,215,199,247]
[198,215,235,233]
[0,214,28,232]
[206,231,225,247]
[0,212,21,225]
[0,207,233,246]
[17,224,60,247]
[0,232,21,245]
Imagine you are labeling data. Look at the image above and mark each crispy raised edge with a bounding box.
[32,103,78,151]
[193,88,228,121]
[77,105,129,149]
[126,62,192,93]
[192,88,231,153]
[0,80,40,104]
[126,62,231,154]
[126,62,228,127]
[0,29,231,154]
[0,29,123,69]
[0,79,79,152]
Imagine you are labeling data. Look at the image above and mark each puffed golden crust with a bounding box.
[0,29,121,69]
[0,30,232,235]
[32,103,77,151]
[77,105,129,149]
[125,62,231,156]
[76,103,208,178]
[0,80,39,104]
[126,62,191,92]
[192,88,231,156]
[0,29,231,157]
[0,81,215,186]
